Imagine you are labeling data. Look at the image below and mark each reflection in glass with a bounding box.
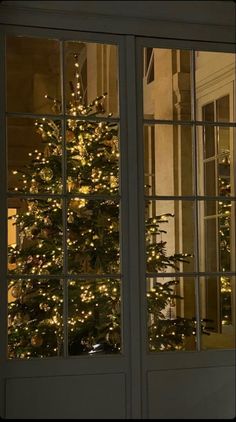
[143,48,192,120]
[147,277,196,351]
[68,278,121,355]
[200,276,235,349]
[196,51,235,122]
[145,200,194,273]
[67,121,119,194]
[8,278,63,358]
[65,41,119,117]
[197,125,234,197]
[8,118,62,194]
[8,198,63,275]
[6,36,61,114]
[144,125,193,196]
[199,200,234,273]
[218,155,231,197]
[68,199,120,274]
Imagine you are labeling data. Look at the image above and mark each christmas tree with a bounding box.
[218,156,232,328]
[8,54,199,358]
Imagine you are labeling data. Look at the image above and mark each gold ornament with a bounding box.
[29,183,39,193]
[67,214,75,224]
[66,130,75,141]
[110,175,118,189]
[31,335,43,348]
[44,216,52,226]
[70,198,86,212]
[11,284,22,299]
[39,167,53,182]
[39,303,51,312]
[79,185,90,194]
[67,176,75,192]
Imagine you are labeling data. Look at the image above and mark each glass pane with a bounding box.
[65,41,119,117]
[197,126,234,197]
[218,126,230,155]
[68,199,120,274]
[218,155,231,197]
[68,278,121,355]
[143,48,192,121]
[198,200,235,272]
[202,124,215,159]
[147,276,196,351]
[66,120,119,194]
[6,36,61,114]
[144,125,193,196]
[200,276,235,350]
[8,117,62,194]
[216,95,230,122]
[145,200,194,273]
[8,278,63,358]
[202,102,214,122]
[204,161,216,196]
[8,198,63,275]
[195,52,235,122]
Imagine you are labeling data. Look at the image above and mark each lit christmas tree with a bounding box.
[218,155,232,328]
[8,54,201,358]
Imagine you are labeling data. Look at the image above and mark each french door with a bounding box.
[0,27,235,419]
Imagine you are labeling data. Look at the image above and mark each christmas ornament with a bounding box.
[44,216,52,226]
[11,284,22,299]
[70,198,86,212]
[39,303,51,312]
[31,335,43,347]
[54,256,63,266]
[39,167,53,182]
[106,329,120,346]
[66,130,75,141]
[13,313,22,325]
[110,175,118,189]
[28,202,38,212]
[67,214,75,224]
[29,183,39,193]
[68,119,77,130]
[79,185,90,194]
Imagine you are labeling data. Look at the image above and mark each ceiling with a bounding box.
[1,1,235,26]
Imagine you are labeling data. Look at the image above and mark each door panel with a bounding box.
[6,373,126,419]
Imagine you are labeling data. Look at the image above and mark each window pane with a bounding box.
[8,117,62,194]
[68,278,121,355]
[143,48,192,121]
[66,120,119,194]
[6,36,61,114]
[65,41,119,117]
[195,52,235,123]
[202,102,214,122]
[144,125,193,196]
[145,200,194,273]
[8,198,63,275]
[197,125,234,197]
[204,161,216,197]
[68,199,120,274]
[8,278,63,358]
[198,200,235,272]
[147,276,196,351]
[218,154,231,197]
[216,95,230,122]
[200,276,235,350]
